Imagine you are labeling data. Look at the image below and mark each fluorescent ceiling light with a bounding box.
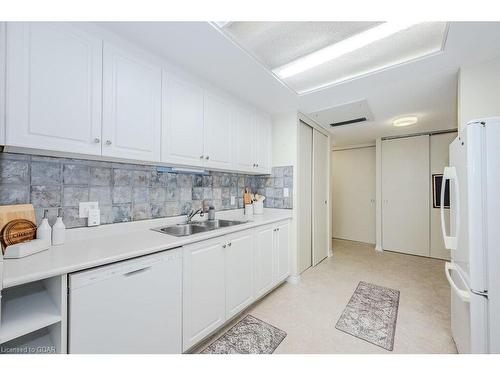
[273,22,419,79]
[393,116,418,127]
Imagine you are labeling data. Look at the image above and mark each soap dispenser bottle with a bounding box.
[52,208,66,246]
[36,209,52,244]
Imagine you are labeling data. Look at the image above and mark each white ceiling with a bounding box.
[97,21,500,147]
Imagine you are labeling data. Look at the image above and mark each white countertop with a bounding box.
[2,209,292,288]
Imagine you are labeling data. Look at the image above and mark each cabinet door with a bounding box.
[203,92,233,170]
[382,135,430,256]
[6,22,102,155]
[162,73,204,167]
[232,106,255,173]
[102,42,161,161]
[225,230,254,319]
[183,238,225,351]
[254,224,275,298]
[254,113,272,174]
[275,221,290,282]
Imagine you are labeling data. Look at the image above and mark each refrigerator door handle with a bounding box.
[445,262,471,303]
[441,166,459,250]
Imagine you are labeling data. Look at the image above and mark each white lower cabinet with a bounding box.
[182,221,290,352]
[182,237,226,351]
[254,224,275,298]
[225,230,254,320]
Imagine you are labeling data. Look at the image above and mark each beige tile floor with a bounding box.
[197,239,457,354]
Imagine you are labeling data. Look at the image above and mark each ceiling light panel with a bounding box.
[282,22,448,93]
[222,22,382,69]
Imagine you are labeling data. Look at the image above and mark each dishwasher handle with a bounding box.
[123,266,152,277]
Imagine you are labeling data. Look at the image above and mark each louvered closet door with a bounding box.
[382,135,430,256]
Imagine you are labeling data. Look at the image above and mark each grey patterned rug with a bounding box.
[335,281,400,351]
[201,315,287,354]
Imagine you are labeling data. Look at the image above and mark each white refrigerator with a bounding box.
[441,117,500,354]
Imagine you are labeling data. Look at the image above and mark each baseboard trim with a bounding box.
[375,244,383,252]
[286,275,301,285]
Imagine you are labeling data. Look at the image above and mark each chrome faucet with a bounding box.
[186,208,204,223]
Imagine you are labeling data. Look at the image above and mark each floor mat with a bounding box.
[201,315,287,354]
[335,281,400,351]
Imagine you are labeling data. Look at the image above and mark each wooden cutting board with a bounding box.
[0,204,36,233]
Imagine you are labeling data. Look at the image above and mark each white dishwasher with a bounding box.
[69,248,182,354]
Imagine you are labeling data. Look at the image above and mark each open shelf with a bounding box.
[0,281,61,344]
[0,326,57,354]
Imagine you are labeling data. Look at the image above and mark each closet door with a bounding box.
[312,129,329,266]
[382,135,430,256]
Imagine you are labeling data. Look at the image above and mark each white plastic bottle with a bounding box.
[52,208,66,246]
[36,209,52,245]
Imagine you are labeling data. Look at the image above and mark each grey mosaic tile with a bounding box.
[31,162,61,185]
[0,185,30,205]
[151,203,167,218]
[132,203,152,220]
[63,207,86,228]
[90,167,112,186]
[112,204,132,223]
[89,186,112,206]
[63,164,90,185]
[132,187,150,204]
[149,187,166,203]
[31,185,61,207]
[113,186,132,204]
[113,169,133,186]
[100,205,113,225]
[63,186,89,207]
[132,170,150,187]
[0,160,29,184]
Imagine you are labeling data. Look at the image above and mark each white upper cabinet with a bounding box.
[102,42,161,161]
[203,92,233,170]
[233,106,256,173]
[254,112,272,173]
[162,73,204,167]
[5,23,103,155]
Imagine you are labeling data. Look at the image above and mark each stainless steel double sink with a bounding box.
[152,219,247,237]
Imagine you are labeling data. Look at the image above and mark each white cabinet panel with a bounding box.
[102,42,161,161]
[254,224,275,298]
[254,113,272,173]
[275,222,290,282]
[382,135,430,256]
[6,22,102,155]
[162,73,204,167]
[183,237,225,351]
[203,93,233,170]
[233,106,255,173]
[225,230,254,319]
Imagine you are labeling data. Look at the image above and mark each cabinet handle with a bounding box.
[200,155,204,159]
[228,242,232,247]
[94,138,100,143]
[105,140,112,145]
[222,244,226,248]
[205,156,209,160]
[256,163,259,167]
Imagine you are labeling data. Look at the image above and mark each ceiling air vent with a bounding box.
[330,117,367,127]
[308,99,373,130]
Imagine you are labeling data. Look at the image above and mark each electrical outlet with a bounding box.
[79,202,99,218]
[283,188,289,198]
[230,196,235,205]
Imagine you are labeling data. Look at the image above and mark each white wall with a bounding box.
[459,56,500,131]
[331,146,376,244]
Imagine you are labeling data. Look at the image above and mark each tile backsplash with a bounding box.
[0,153,293,228]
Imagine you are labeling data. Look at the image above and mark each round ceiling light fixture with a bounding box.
[393,116,418,127]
